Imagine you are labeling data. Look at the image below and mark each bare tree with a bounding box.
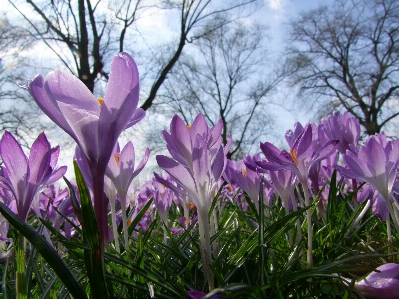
[285,0,399,135]
[154,21,282,159]
[7,0,258,111]
[0,16,52,148]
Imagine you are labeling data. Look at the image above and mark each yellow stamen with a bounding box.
[290,149,299,165]
[227,185,233,191]
[241,169,247,177]
[97,97,104,106]
[114,152,121,164]
[190,203,196,211]
[187,125,192,130]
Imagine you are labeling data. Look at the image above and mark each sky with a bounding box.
[2,0,330,181]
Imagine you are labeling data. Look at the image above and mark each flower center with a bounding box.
[98,97,104,106]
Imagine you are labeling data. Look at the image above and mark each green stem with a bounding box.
[16,236,28,299]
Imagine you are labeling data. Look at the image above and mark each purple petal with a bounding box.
[296,124,313,160]
[365,138,387,178]
[50,146,60,168]
[163,131,189,167]
[124,108,146,130]
[103,52,139,112]
[154,172,185,197]
[190,114,208,140]
[131,148,150,179]
[355,263,399,299]
[260,142,293,166]
[192,135,210,188]
[208,118,223,148]
[156,155,197,199]
[0,131,28,199]
[28,75,76,139]
[45,70,100,161]
[170,115,193,166]
[309,139,339,169]
[46,166,67,185]
[211,145,225,183]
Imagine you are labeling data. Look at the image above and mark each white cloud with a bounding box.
[265,0,286,11]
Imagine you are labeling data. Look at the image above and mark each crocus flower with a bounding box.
[0,131,66,221]
[156,114,231,291]
[320,111,360,154]
[336,136,399,236]
[256,124,339,185]
[223,159,261,205]
[28,52,145,246]
[247,124,339,268]
[355,263,399,299]
[105,141,149,251]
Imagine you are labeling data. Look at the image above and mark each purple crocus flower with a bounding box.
[105,141,149,251]
[355,263,399,299]
[336,135,399,238]
[336,136,399,203]
[28,52,145,246]
[257,124,339,185]
[223,159,261,205]
[247,124,339,268]
[0,131,66,221]
[156,114,231,216]
[321,112,360,154]
[156,114,231,291]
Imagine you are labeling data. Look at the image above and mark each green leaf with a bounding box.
[73,161,108,298]
[128,198,154,236]
[0,201,87,299]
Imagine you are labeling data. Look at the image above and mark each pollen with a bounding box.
[290,149,299,165]
[97,97,104,106]
[241,169,247,177]
[114,152,121,164]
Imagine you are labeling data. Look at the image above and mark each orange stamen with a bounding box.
[97,97,104,106]
[187,125,192,130]
[290,149,299,165]
[190,203,196,211]
[114,152,121,164]
[241,169,247,177]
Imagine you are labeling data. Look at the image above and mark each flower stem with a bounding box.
[110,202,120,253]
[197,209,214,291]
[16,236,27,299]
[302,181,313,268]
